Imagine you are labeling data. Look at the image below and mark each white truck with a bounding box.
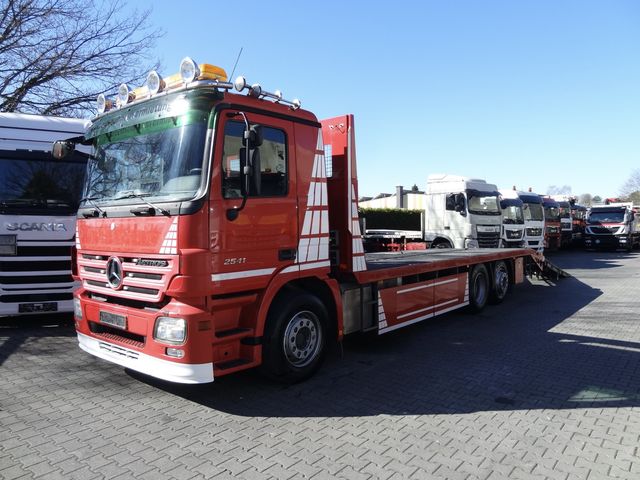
[0,113,88,317]
[498,191,525,248]
[424,174,502,249]
[502,189,545,251]
[584,203,640,252]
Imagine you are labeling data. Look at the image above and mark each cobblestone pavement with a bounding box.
[2,250,640,479]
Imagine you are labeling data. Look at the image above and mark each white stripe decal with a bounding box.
[379,301,470,334]
[211,268,276,282]
[397,278,458,295]
[397,298,459,320]
[299,260,330,271]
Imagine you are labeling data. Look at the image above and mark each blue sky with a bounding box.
[134,0,639,198]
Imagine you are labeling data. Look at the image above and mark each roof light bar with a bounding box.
[180,57,200,84]
[117,83,134,108]
[233,76,301,110]
[146,70,164,95]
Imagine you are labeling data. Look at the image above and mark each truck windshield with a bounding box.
[502,205,524,224]
[559,207,571,218]
[84,101,209,205]
[467,190,500,215]
[588,211,625,223]
[0,152,86,215]
[544,207,560,221]
[523,203,544,221]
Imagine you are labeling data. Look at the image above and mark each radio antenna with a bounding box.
[229,47,243,80]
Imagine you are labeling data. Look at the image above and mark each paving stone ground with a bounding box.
[2,250,640,479]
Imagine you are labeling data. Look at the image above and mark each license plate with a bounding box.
[19,302,57,313]
[100,311,127,329]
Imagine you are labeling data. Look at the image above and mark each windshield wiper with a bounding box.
[114,191,170,217]
[80,196,107,217]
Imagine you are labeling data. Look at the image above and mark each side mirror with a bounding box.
[454,194,466,216]
[52,140,74,159]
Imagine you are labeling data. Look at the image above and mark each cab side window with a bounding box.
[222,120,287,198]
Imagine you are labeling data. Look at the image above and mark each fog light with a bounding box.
[73,297,82,320]
[166,347,185,358]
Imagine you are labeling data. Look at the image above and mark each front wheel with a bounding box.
[468,264,489,312]
[489,260,510,304]
[261,292,328,383]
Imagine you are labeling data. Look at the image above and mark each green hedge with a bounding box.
[359,208,422,231]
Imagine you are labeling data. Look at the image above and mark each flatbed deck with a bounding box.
[354,248,533,282]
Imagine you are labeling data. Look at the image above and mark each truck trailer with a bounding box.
[55,59,537,384]
[1,113,88,317]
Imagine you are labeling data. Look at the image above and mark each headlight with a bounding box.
[73,297,82,320]
[465,238,479,249]
[154,317,186,344]
[0,235,17,255]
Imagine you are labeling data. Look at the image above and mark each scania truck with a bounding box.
[585,203,639,251]
[1,113,88,317]
[424,175,502,249]
[55,58,536,384]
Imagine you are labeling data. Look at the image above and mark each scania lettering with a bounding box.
[0,113,88,317]
[60,58,538,384]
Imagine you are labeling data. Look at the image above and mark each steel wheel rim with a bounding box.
[495,264,509,297]
[283,310,322,368]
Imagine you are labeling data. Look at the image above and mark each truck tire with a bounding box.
[433,240,452,249]
[468,264,489,312]
[489,260,510,304]
[261,292,328,383]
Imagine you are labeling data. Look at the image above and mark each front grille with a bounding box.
[526,228,543,237]
[506,229,523,240]
[0,260,71,272]
[79,253,175,303]
[0,293,73,303]
[590,226,618,234]
[477,232,500,248]
[546,226,559,234]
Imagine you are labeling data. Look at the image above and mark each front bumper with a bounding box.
[77,332,214,383]
[585,235,624,249]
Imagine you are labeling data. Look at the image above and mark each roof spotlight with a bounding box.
[117,83,133,107]
[234,76,247,92]
[179,57,200,84]
[146,70,164,95]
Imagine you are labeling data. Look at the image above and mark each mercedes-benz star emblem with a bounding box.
[106,257,124,290]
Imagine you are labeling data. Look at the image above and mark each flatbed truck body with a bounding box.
[64,59,536,384]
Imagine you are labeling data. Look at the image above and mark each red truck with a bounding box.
[55,58,535,384]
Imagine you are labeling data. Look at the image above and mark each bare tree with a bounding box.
[547,185,572,196]
[621,169,640,204]
[578,193,593,206]
[0,0,162,116]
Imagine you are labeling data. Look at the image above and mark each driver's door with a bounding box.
[209,111,298,292]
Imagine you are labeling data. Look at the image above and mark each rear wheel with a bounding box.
[433,240,452,249]
[468,264,489,312]
[489,260,510,304]
[261,292,328,383]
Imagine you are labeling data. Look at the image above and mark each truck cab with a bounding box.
[0,113,88,317]
[552,198,573,248]
[585,203,639,251]
[541,196,561,251]
[504,190,545,252]
[498,195,525,248]
[424,175,502,249]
